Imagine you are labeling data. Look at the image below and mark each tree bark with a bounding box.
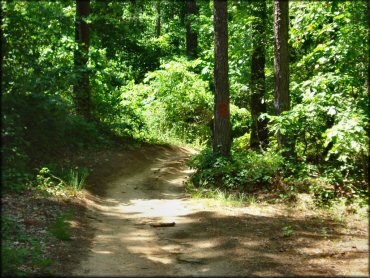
[273,0,290,149]
[250,0,268,150]
[213,0,231,157]
[367,0,370,103]
[185,0,198,58]
[0,3,3,86]
[74,0,91,120]
[156,0,161,38]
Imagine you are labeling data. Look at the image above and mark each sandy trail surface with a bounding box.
[72,145,368,276]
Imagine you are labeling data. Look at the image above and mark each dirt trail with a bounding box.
[72,145,368,276]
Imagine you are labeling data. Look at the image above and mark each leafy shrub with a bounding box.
[1,90,98,192]
[309,180,336,207]
[120,58,213,144]
[187,148,283,191]
[265,72,368,200]
[230,105,251,139]
[1,169,32,193]
[282,225,295,237]
[36,166,89,196]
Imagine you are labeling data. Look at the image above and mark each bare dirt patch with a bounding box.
[67,145,368,276]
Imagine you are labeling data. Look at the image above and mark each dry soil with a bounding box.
[71,145,368,276]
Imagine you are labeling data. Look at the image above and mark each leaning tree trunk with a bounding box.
[273,0,290,151]
[213,0,231,157]
[185,0,198,58]
[74,0,91,120]
[250,0,268,150]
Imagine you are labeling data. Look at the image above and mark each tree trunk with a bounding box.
[74,0,91,120]
[367,0,370,103]
[156,0,161,38]
[250,0,268,150]
[0,3,3,84]
[273,0,290,150]
[366,0,370,185]
[213,0,231,157]
[185,0,198,58]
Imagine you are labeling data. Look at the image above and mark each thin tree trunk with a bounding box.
[274,0,290,150]
[185,0,198,58]
[250,0,268,150]
[156,1,161,38]
[0,3,3,85]
[367,0,370,102]
[213,0,231,157]
[365,0,370,185]
[74,0,91,120]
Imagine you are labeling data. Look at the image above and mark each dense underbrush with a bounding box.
[186,143,368,211]
[119,58,250,146]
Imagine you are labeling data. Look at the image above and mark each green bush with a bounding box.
[120,58,213,144]
[36,166,89,195]
[188,148,283,191]
[230,105,251,139]
[1,91,98,192]
[264,73,368,200]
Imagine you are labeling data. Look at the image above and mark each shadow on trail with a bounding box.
[80,203,366,276]
[73,144,367,276]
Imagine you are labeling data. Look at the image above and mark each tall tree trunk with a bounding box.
[273,0,290,150]
[0,2,3,86]
[367,0,370,103]
[74,0,91,120]
[185,0,198,58]
[156,0,161,38]
[250,0,268,150]
[213,0,231,157]
[366,0,370,185]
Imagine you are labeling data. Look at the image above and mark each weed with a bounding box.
[36,166,89,196]
[282,225,295,237]
[1,245,28,276]
[1,216,53,276]
[321,227,329,238]
[244,194,258,206]
[50,211,73,241]
[278,190,297,203]
[187,185,258,207]
[65,167,89,191]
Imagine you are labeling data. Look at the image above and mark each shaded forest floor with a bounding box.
[2,144,368,276]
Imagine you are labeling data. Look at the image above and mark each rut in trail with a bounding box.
[72,145,368,277]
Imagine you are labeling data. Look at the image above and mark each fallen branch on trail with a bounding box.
[149,222,176,227]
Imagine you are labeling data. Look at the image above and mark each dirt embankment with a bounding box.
[68,145,368,276]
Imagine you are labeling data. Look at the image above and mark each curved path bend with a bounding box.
[73,145,368,277]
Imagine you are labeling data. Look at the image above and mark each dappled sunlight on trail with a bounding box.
[73,145,368,277]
